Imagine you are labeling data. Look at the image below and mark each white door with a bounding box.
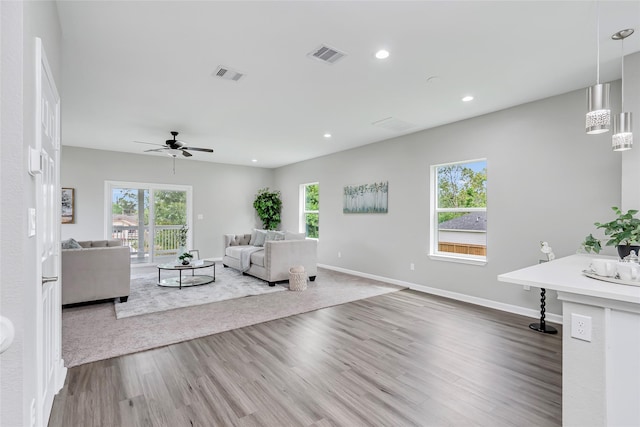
[35,38,66,426]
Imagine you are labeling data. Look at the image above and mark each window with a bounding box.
[105,181,192,264]
[430,159,487,264]
[301,183,319,238]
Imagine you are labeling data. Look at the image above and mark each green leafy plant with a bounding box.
[253,188,282,230]
[582,207,640,253]
[178,252,193,261]
[178,224,188,247]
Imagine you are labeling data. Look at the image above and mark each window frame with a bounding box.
[299,182,319,239]
[429,159,487,265]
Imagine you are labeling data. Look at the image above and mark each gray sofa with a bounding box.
[222,232,317,286]
[61,239,131,305]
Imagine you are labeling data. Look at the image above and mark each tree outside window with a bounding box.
[303,183,319,238]
[432,159,487,261]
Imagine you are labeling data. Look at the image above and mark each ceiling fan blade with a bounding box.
[181,150,193,157]
[144,148,166,153]
[134,141,165,147]
[182,147,214,153]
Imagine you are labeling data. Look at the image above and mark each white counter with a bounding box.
[498,253,640,305]
[499,254,640,427]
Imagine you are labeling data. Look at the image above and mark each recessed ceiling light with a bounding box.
[251,159,257,163]
[462,95,474,102]
[375,50,390,59]
[323,133,332,138]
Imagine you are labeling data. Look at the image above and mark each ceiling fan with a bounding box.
[135,131,214,158]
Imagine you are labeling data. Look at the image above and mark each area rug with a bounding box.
[62,267,406,367]
[115,267,285,319]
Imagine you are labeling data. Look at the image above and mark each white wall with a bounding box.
[274,85,623,317]
[61,147,274,259]
[622,52,640,211]
[1,1,62,426]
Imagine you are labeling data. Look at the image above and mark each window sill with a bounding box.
[428,253,487,266]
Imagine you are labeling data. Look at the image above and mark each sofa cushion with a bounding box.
[229,234,251,246]
[284,231,306,241]
[250,250,265,267]
[254,230,267,247]
[76,240,123,248]
[266,230,285,242]
[249,229,258,245]
[61,238,82,249]
[225,245,250,259]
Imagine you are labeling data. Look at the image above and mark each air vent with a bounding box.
[372,117,416,132]
[307,44,346,64]
[213,66,244,82]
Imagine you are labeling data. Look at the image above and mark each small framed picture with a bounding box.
[61,188,74,224]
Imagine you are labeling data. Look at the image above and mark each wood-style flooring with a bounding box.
[49,290,562,426]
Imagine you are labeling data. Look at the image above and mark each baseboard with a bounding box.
[317,263,563,325]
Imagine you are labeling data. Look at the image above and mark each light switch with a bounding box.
[197,214,203,220]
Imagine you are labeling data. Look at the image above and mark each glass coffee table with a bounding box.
[156,260,216,289]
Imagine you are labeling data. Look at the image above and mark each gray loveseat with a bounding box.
[222,232,317,286]
[61,239,131,305]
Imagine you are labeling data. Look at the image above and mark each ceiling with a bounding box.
[56,1,640,169]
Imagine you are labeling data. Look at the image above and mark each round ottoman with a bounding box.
[289,265,307,291]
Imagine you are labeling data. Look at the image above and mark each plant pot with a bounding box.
[616,245,640,259]
[181,259,190,266]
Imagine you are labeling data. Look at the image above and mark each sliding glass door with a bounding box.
[106,181,192,264]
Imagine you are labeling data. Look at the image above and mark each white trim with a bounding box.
[428,253,488,266]
[317,263,563,325]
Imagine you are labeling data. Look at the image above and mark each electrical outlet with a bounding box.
[410,263,415,271]
[337,251,341,258]
[571,313,592,342]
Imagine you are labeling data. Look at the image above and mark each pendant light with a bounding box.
[586,3,611,134]
[611,28,635,151]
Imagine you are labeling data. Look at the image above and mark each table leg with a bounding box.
[213,262,216,282]
[179,269,182,290]
[529,288,558,334]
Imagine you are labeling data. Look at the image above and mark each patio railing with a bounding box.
[112,225,184,259]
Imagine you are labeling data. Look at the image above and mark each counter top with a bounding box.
[498,254,640,305]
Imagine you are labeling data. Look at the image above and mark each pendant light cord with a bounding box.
[596,1,601,84]
[621,38,625,110]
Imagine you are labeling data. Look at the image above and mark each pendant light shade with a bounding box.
[611,28,635,151]
[586,3,611,134]
[586,83,611,134]
[612,112,633,151]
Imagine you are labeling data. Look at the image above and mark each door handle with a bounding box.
[42,276,58,285]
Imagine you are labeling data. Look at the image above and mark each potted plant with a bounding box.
[178,252,193,265]
[581,206,640,258]
[253,188,282,230]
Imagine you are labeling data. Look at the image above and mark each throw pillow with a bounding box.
[284,231,306,241]
[61,238,82,249]
[250,229,265,245]
[253,229,267,247]
[265,230,285,242]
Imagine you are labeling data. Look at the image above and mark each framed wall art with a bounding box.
[61,187,75,224]
[343,181,388,213]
